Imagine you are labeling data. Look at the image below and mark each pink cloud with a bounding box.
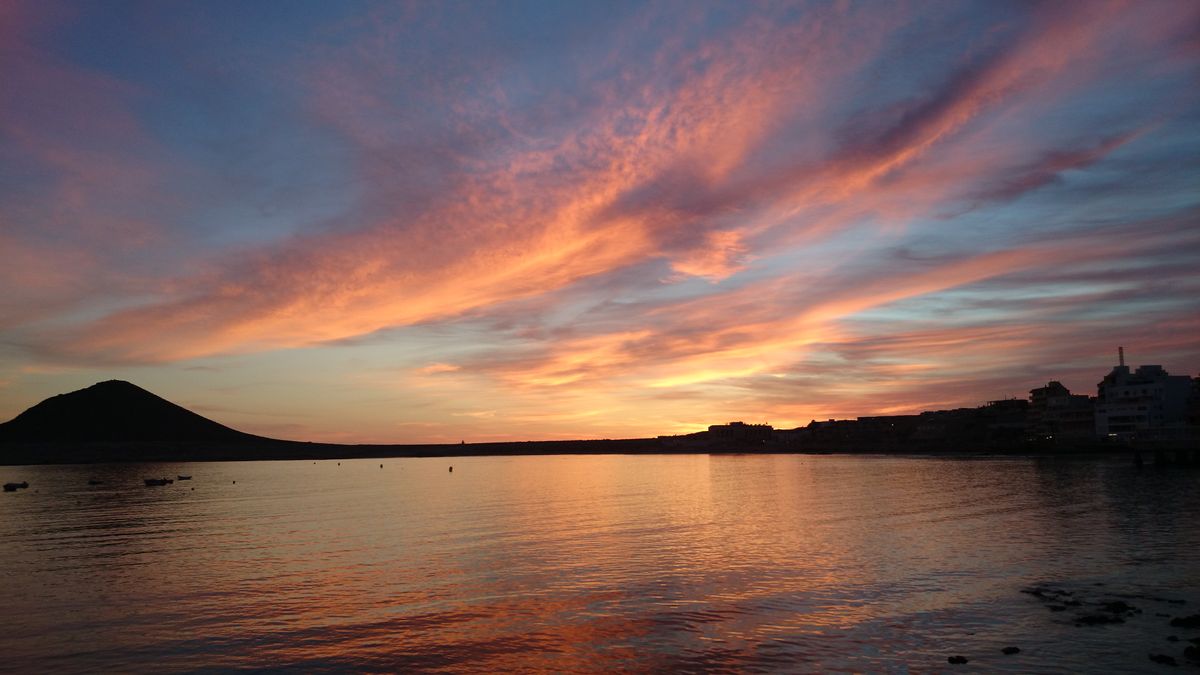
[7,1,1197,448]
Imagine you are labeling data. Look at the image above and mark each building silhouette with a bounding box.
[1028,381,1094,441]
[706,422,774,443]
[1095,348,1193,441]
[670,346,1197,452]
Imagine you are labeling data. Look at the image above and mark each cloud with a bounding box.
[22,2,904,363]
[3,1,1198,440]
[454,238,1113,387]
[968,130,1144,203]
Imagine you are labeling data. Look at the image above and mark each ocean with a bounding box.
[1,454,1197,672]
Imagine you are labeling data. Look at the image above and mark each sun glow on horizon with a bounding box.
[1,1,1198,442]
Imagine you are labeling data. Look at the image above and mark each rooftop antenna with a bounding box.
[1118,346,1125,367]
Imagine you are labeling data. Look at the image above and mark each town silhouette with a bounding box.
[2,348,1195,465]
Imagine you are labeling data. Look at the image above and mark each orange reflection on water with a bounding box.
[2,455,1199,672]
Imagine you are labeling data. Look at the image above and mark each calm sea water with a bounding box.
[1,454,1198,673]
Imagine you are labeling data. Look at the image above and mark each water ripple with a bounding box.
[1,455,1198,673]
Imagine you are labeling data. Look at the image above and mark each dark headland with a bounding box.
[1,374,1197,465]
[0,380,662,465]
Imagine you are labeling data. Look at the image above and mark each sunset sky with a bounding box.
[2,1,1198,443]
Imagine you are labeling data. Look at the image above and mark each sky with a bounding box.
[1,0,1198,443]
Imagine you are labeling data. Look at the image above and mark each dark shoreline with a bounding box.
[2,438,1191,466]
[0,438,661,465]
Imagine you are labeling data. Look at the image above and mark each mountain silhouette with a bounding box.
[0,380,265,443]
[0,380,666,465]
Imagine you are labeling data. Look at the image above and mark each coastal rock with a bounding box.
[1076,613,1124,626]
[1148,653,1178,666]
[1022,585,1072,600]
[1102,601,1136,614]
[1169,614,1200,629]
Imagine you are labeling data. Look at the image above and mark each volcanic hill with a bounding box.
[0,381,662,464]
[0,380,264,443]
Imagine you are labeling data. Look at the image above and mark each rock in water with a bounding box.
[1148,653,1177,666]
[947,656,969,664]
[1169,614,1200,628]
[1076,613,1124,626]
[1002,646,1020,655]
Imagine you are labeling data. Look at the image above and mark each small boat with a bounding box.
[177,475,192,480]
[4,481,29,492]
[144,478,174,486]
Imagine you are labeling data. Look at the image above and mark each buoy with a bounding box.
[380,464,383,468]
[233,480,236,484]
[449,466,453,472]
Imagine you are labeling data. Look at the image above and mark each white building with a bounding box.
[1095,348,1193,440]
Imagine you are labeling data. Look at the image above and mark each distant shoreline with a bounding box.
[3,438,1190,466]
[6,380,1195,466]
[0,438,659,465]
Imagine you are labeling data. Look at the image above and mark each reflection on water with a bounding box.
[1,455,1198,672]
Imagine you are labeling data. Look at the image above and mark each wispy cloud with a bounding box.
[2,1,1198,440]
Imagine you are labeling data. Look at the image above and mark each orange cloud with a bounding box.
[28,3,907,364]
[5,1,1197,443]
[418,363,461,375]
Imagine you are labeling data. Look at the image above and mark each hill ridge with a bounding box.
[0,380,268,443]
